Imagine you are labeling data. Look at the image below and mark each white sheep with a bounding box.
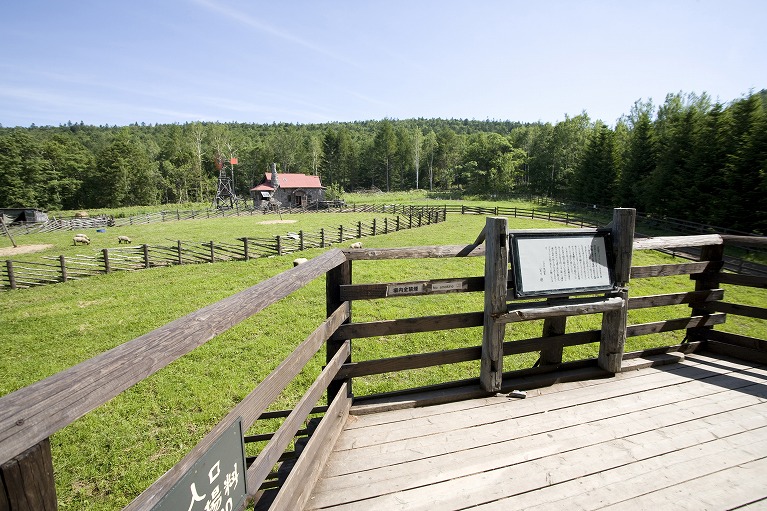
[117,235,131,244]
[73,234,91,245]
[349,242,362,249]
[293,257,308,267]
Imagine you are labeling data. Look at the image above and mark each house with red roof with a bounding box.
[250,164,325,209]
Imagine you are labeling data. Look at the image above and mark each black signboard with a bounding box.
[509,230,616,298]
[152,418,248,511]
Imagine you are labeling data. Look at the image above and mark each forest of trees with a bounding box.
[1,90,765,232]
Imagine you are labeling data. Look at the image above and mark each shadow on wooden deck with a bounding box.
[304,351,767,510]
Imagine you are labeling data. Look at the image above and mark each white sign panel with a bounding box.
[386,282,425,296]
[430,280,466,293]
[511,232,615,297]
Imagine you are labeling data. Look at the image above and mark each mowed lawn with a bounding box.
[1,203,764,510]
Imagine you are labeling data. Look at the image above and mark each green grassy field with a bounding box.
[1,200,765,510]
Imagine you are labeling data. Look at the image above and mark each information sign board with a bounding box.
[152,418,248,511]
[510,231,616,298]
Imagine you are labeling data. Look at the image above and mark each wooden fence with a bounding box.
[1,208,445,290]
[1,208,765,509]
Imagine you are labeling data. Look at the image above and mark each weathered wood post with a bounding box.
[396,216,400,231]
[102,248,111,274]
[299,230,305,251]
[59,255,68,283]
[326,258,352,403]
[6,260,16,290]
[0,438,57,510]
[481,216,508,392]
[357,221,362,238]
[143,244,150,269]
[384,218,388,234]
[339,225,344,244]
[276,236,282,256]
[598,208,636,373]
[241,237,250,261]
[372,218,377,236]
[176,240,183,265]
[540,303,566,366]
[688,241,725,341]
[320,228,325,248]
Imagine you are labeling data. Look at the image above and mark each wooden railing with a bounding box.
[1,209,765,510]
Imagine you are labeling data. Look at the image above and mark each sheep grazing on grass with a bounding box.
[73,234,91,245]
[117,235,131,244]
[349,242,362,249]
[293,257,308,267]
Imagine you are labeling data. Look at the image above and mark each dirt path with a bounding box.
[0,244,54,257]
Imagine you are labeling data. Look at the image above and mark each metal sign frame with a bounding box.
[509,230,617,299]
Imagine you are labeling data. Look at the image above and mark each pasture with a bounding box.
[1,200,765,510]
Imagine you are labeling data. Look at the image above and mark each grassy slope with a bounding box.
[1,200,765,510]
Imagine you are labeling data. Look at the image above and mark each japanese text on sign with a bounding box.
[512,233,614,296]
[152,419,247,511]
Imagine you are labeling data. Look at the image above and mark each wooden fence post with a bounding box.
[5,260,16,290]
[384,218,388,234]
[598,208,635,373]
[176,240,183,265]
[299,230,305,251]
[688,242,725,342]
[396,216,400,231]
[242,238,250,261]
[327,260,352,403]
[276,236,282,256]
[320,228,325,248]
[143,244,150,269]
[339,225,344,244]
[0,438,57,510]
[372,218,377,236]
[540,304,566,366]
[59,255,68,283]
[102,249,111,274]
[481,216,508,392]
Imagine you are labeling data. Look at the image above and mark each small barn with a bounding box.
[0,208,49,225]
[251,164,325,209]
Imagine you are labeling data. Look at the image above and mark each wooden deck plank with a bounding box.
[308,420,767,510]
[308,400,767,508]
[306,355,767,511]
[344,352,766,430]
[323,378,767,478]
[598,456,767,511]
[472,435,767,510]
[334,358,767,451]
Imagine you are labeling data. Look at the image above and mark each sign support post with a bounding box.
[597,208,636,373]
[481,217,508,392]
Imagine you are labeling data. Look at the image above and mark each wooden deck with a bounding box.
[305,352,767,510]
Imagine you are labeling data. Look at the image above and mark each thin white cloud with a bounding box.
[191,0,364,70]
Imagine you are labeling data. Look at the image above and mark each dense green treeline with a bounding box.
[1,90,765,231]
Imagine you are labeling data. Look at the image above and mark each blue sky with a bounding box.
[1,0,764,127]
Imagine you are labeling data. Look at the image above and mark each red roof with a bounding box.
[251,173,324,191]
